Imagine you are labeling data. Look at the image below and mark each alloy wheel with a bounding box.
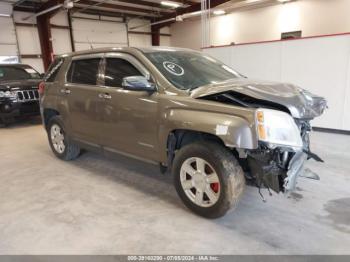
[50,124,65,154]
[180,157,221,207]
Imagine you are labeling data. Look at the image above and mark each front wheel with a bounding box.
[0,117,12,127]
[173,141,245,218]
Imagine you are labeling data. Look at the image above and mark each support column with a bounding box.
[151,25,160,46]
[37,14,53,71]
[35,0,64,71]
[67,10,75,52]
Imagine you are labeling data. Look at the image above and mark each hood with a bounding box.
[0,79,41,91]
[191,78,327,119]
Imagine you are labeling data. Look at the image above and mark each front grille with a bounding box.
[16,90,39,102]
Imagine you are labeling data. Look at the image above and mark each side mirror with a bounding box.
[122,76,156,92]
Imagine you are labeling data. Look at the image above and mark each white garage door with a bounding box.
[52,28,72,55]
[72,18,128,51]
[16,25,44,73]
[0,16,18,63]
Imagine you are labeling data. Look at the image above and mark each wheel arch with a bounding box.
[170,129,226,149]
[164,129,222,165]
[159,109,258,164]
[43,108,60,129]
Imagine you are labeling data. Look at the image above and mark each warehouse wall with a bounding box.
[171,0,350,49]
[0,6,170,73]
[127,18,170,47]
[0,17,18,62]
[128,18,152,47]
[0,3,18,64]
[13,11,43,73]
[50,11,72,55]
[71,13,127,50]
[203,34,350,131]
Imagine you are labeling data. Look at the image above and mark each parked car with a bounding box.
[0,64,42,125]
[40,47,327,218]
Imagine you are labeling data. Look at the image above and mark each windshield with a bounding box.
[143,50,242,90]
[0,66,40,81]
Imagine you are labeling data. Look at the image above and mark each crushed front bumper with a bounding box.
[283,151,307,192]
[247,147,321,193]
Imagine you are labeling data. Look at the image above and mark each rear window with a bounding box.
[67,58,100,85]
[45,58,63,82]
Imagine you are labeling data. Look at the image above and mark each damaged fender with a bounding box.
[159,108,258,162]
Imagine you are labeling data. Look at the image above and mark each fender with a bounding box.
[159,108,258,162]
[41,86,71,132]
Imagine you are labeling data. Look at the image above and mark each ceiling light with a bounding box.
[0,14,10,17]
[277,0,292,3]
[186,11,202,17]
[180,11,203,19]
[213,10,226,15]
[161,1,181,8]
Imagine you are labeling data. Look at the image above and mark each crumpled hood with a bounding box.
[0,79,40,91]
[191,78,327,119]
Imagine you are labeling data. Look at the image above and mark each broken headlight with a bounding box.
[256,108,303,150]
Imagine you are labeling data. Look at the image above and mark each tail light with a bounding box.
[38,81,45,95]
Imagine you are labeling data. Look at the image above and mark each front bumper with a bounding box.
[284,151,307,192]
[0,100,40,119]
[247,146,311,193]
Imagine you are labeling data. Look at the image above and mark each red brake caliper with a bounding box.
[210,183,220,193]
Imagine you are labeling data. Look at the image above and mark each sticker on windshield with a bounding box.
[163,61,184,76]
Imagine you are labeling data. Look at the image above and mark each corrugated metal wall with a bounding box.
[2,9,170,73]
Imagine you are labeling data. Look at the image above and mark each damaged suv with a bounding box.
[40,47,327,218]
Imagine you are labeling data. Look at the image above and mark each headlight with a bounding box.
[0,91,17,99]
[256,108,303,149]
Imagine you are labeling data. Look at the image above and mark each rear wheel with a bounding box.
[47,116,81,161]
[173,141,245,218]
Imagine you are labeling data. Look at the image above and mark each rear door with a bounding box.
[64,54,105,146]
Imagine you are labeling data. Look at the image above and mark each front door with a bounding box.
[100,54,159,161]
[65,56,105,146]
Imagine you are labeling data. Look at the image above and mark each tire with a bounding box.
[47,116,81,161]
[0,117,11,127]
[173,141,245,218]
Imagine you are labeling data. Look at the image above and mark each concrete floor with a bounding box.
[0,117,349,255]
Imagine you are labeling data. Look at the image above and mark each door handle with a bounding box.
[60,88,71,95]
[98,93,111,99]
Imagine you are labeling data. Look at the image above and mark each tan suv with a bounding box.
[40,47,327,218]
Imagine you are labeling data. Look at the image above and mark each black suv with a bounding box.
[0,64,42,125]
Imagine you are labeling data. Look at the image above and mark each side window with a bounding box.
[104,58,142,87]
[68,58,101,85]
[45,58,63,82]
